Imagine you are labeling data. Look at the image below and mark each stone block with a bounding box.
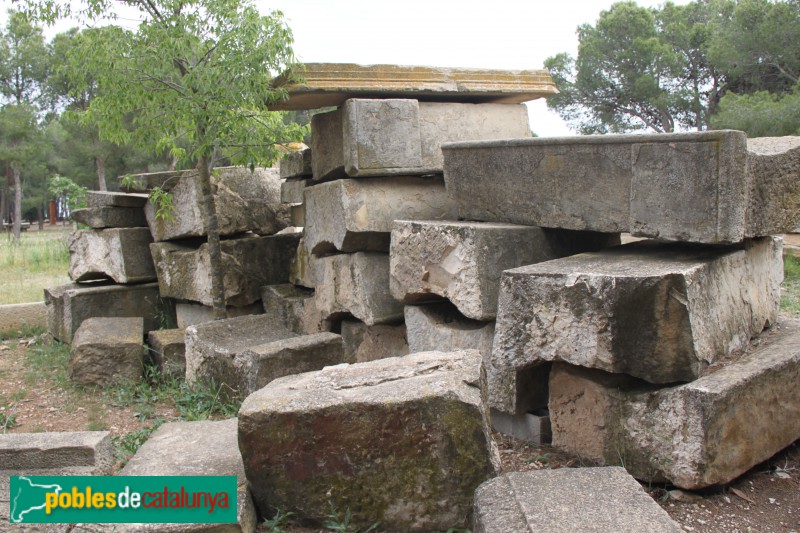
[472,469,681,533]
[72,206,147,229]
[391,221,618,320]
[147,328,186,378]
[68,317,144,387]
[87,191,149,208]
[312,99,530,180]
[0,431,113,474]
[490,410,551,444]
[404,303,494,359]
[118,419,256,533]
[304,177,457,255]
[118,170,188,193]
[44,282,171,344]
[314,252,403,325]
[289,237,316,289]
[261,284,329,335]
[280,178,309,204]
[492,238,782,414]
[238,350,498,531]
[185,314,343,397]
[175,302,263,329]
[443,131,800,243]
[279,149,312,179]
[549,319,800,489]
[0,302,46,332]
[269,63,556,111]
[341,320,409,362]
[151,233,300,307]
[144,166,289,241]
[68,228,156,284]
[290,203,305,227]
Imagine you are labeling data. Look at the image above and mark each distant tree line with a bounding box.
[546,0,800,136]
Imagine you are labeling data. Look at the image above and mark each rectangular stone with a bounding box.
[68,228,156,284]
[341,319,409,363]
[290,203,305,227]
[305,177,457,255]
[86,191,149,208]
[69,317,144,387]
[0,302,46,332]
[268,63,557,111]
[443,131,800,244]
[391,221,618,320]
[280,177,309,204]
[175,301,264,328]
[261,284,329,335]
[147,328,186,378]
[549,320,800,488]
[314,252,403,325]
[279,148,312,179]
[0,431,113,473]
[404,303,495,360]
[490,410,551,444]
[72,206,147,229]
[312,99,531,180]
[150,233,300,307]
[118,170,188,193]
[492,237,782,414]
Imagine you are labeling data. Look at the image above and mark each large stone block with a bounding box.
[118,419,256,533]
[68,317,144,387]
[147,328,186,378]
[175,302,263,329]
[279,148,312,179]
[68,228,156,284]
[280,178,309,204]
[391,221,618,320]
[144,166,289,241]
[151,233,300,307]
[44,282,171,344]
[550,320,800,489]
[314,252,403,325]
[443,131,800,243]
[341,320,409,362]
[238,350,498,531]
[0,302,46,332]
[185,314,343,398]
[304,178,456,255]
[473,469,681,533]
[72,206,147,229]
[87,191,149,208]
[492,238,782,414]
[404,303,494,360]
[312,99,530,180]
[0,431,113,474]
[261,284,330,335]
[118,170,188,193]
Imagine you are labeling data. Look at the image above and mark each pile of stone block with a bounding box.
[442,130,800,489]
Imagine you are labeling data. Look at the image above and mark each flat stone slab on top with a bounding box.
[268,63,557,111]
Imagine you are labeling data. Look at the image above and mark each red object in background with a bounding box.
[49,199,56,225]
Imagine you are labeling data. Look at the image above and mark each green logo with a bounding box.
[9,476,237,524]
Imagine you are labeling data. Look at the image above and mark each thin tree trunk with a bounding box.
[96,156,107,191]
[11,162,22,243]
[1,166,9,224]
[197,153,227,320]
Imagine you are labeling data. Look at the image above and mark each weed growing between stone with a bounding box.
[781,254,800,315]
[262,509,295,533]
[0,403,17,432]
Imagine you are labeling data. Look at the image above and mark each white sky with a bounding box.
[2,0,692,136]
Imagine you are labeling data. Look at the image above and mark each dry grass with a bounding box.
[0,228,72,304]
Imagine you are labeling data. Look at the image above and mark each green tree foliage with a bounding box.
[711,88,800,136]
[0,10,49,106]
[48,173,86,218]
[0,104,40,241]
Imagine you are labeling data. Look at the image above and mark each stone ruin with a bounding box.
[4,62,799,531]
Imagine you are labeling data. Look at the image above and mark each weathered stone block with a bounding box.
[492,237,782,413]
[87,191,149,208]
[280,178,309,204]
[549,320,800,489]
[290,203,305,227]
[391,221,618,320]
[185,314,343,397]
[279,149,312,179]
[341,320,409,362]
[0,431,113,474]
[443,131,800,243]
[118,170,188,193]
[144,166,289,241]
[151,233,300,307]
[72,206,147,229]
[404,303,494,359]
[490,410,551,443]
[44,282,171,344]
[118,419,256,533]
[472,469,681,533]
[0,302,46,332]
[147,328,186,378]
[69,317,144,387]
[238,350,498,531]
[175,302,263,329]
[261,284,329,335]
[314,252,403,325]
[312,99,530,180]
[68,228,156,284]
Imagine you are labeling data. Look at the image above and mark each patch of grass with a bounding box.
[781,255,800,316]
[0,229,71,304]
[112,420,164,466]
[323,503,379,533]
[86,404,107,431]
[0,404,18,432]
[263,509,295,533]
[0,324,47,341]
[23,338,71,389]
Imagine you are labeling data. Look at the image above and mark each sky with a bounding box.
[1,0,693,136]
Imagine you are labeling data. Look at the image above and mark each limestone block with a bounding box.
[492,238,782,414]
[312,99,531,180]
[261,284,330,335]
[175,302,263,329]
[87,191,149,208]
[151,233,300,307]
[279,149,312,179]
[0,302,46,332]
[238,350,499,531]
[290,204,305,227]
[341,320,409,363]
[44,282,171,344]
[118,419,256,533]
[391,221,618,320]
[304,178,456,255]
[68,228,156,284]
[490,410,551,444]
[185,314,343,397]
[280,178,309,204]
[314,252,403,325]
[549,320,800,489]
[68,317,144,387]
[147,328,186,378]
[472,469,681,533]
[72,207,147,229]
[0,431,113,474]
[443,131,800,243]
[144,166,290,241]
[404,303,494,360]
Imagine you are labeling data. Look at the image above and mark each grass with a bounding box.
[0,229,71,304]
[781,254,800,316]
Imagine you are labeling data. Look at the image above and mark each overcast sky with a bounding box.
[2,0,692,135]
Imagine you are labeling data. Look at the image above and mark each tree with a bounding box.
[0,104,40,241]
[0,10,49,106]
[711,88,800,136]
[26,0,306,319]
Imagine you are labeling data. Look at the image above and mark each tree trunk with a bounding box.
[11,162,22,243]
[1,166,9,224]
[96,156,107,191]
[197,153,227,320]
